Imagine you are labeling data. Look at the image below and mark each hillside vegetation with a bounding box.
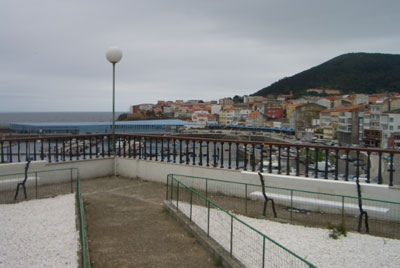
[253,53,400,97]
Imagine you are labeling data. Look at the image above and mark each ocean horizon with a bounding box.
[0,111,124,126]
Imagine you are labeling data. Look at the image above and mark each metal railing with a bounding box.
[167,174,317,268]
[1,133,398,185]
[167,174,400,239]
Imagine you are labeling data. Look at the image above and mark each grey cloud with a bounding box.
[0,0,399,111]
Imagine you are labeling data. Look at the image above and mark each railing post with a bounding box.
[251,144,255,171]
[207,141,210,167]
[228,142,232,169]
[305,147,309,177]
[389,153,394,187]
[235,143,239,170]
[9,141,13,163]
[89,137,93,159]
[378,152,382,184]
[366,152,371,183]
[0,141,4,163]
[82,138,86,160]
[345,150,349,181]
[173,139,177,163]
[286,146,290,175]
[220,142,224,169]
[277,145,281,174]
[192,140,196,165]
[100,136,104,158]
[18,140,21,162]
[213,141,217,167]
[55,139,59,162]
[69,138,73,160]
[186,140,189,164]
[199,141,203,166]
[179,139,182,163]
[244,144,247,171]
[335,149,339,180]
[34,140,37,161]
[48,139,52,163]
[108,135,111,157]
[62,140,66,161]
[314,148,318,178]
[324,149,328,179]
[295,147,299,176]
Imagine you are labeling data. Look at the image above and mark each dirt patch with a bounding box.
[81,177,216,268]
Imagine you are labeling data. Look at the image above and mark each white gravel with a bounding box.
[176,202,400,268]
[0,194,79,268]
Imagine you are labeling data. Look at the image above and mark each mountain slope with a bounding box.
[253,53,400,97]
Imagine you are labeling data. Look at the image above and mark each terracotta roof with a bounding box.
[320,104,364,113]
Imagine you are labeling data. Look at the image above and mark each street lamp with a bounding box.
[106,46,122,176]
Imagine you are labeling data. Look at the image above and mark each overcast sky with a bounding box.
[1,0,399,112]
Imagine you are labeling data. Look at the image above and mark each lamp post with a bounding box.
[106,46,123,176]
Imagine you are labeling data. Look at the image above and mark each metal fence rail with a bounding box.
[167,174,317,268]
[167,174,400,239]
[75,170,89,268]
[1,134,399,186]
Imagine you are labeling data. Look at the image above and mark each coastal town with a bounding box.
[127,90,400,149]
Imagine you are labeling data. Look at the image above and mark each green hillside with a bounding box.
[253,53,400,97]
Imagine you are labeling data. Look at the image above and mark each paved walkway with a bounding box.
[80,177,215,268]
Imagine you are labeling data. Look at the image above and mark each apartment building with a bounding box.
[337,105,365,145]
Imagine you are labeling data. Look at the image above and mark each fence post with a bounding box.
[166,175,169,200]
[262,236,265,268]
[245,184,248,214]
[190,191,193,221]
[207,200,210,236]
[176,181,179,209]
[230,216,233,256]
[290,190,293,222]
[35,172,38,199]
[70,168,73,193]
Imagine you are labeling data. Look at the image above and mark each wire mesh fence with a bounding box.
[0,168,77,204]
[167,174,400,240]
[167,175,316,268]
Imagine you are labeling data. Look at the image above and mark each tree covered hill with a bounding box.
[253,53,400,97]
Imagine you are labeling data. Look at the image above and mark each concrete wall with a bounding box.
[0,158,113,180]
[116,158,400,203]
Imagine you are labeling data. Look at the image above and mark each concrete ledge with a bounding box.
[163,200,245,268]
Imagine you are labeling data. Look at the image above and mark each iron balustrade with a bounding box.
[0,134,399,186]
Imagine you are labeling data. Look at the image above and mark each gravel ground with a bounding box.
[176,202,400,268]
[0,194,79,268]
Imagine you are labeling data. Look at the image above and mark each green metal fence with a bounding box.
[76,170,89,268]
[0,168,89,268]
[167,174,317,268]
[0,168,78,204]
[167,174,400,240]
